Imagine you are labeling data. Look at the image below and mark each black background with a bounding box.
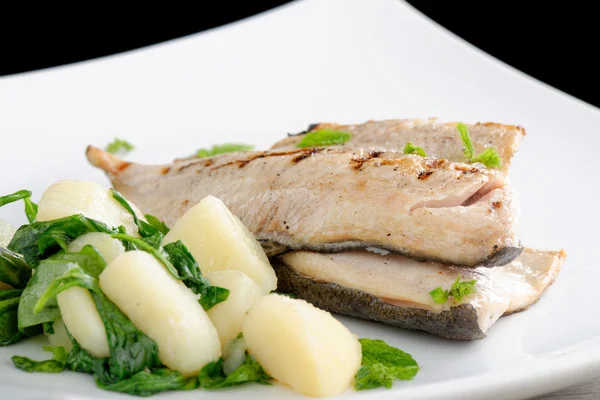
[0,1,597,108]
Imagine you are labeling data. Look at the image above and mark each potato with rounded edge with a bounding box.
[242,294,362,397]
[0,219,16,249]
[163,195,277,294]
[54,232,125,358]
[99,251,221,377]
[205,270,262,350]
[58,288,109,357]
[67,232,125,263]
[37,180,144,235]
[45,319,73,353]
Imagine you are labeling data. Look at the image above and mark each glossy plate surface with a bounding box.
[0,1,598,398]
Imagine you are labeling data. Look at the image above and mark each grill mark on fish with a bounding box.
[271,118,525,173]
[86,145,522,267]
[291,148,319,163]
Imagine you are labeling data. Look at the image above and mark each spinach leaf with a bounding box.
[97,368,198,396]
[0,247,32,289]
[354,339,419,391]
[48,245,107,279]
[111,189,159,238]
[12,346,67,373]
[34,265,100,313]
[66,291,161,384]
[199,286,230,311]
[112,235,229,310]
[8,214,115,267]
[17,247,107,332]
[0,289,24,345]
[144,214,170,235]
[198,355,271,389]
[23,197,38,224]
[0,190,32,207]
[163,241,229,309]
[17,261,69,332]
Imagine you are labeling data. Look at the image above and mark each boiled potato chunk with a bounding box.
[45,319,73,353]
[222,335,247,376]
[67,232,125,263]
[0,218,16,248]
[57,287,109,357]
[99,251,221,377]
[57,232,125,357]
[243,294,362,397]
[37,180,144,235]
[205,270,262,349]
[163,196,277,294]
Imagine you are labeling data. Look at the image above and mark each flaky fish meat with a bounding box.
[272,118,525,173]
[274,248,565,340]
[87,146,522,267]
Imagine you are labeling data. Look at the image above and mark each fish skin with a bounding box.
[86,145,522,267]
[273,118,525,173]
[274,248,565,340]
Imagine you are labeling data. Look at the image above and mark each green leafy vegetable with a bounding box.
[144,214,170,235]
[110,190,159,238]
[163,241,229,309]
[97,368,198,396]
[197,144,254,158]
[297,129,352,148]
[429,275,477,305]
[106,138,135,154]
[113,234,229,310]
[403,142,427,157]
[448,276,477,302]
[355,339,419,391]
[34,265,100,314]
[199,355,271,389]
[67,291,161,384]
[471,147,502,169]
[199,286,230,310]
[12,346,67,373]
[428,287,449,304]
[17,247,106,332]
[0,247,32,289]
[7,214,115,267]
[43,321,54,335]
[456,123,502,168]
[23,197,38,224]
[276,292,297,299]
[0,190,32,208]
[0,289,24,346]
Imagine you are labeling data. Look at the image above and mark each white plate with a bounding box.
[0,0,598,399]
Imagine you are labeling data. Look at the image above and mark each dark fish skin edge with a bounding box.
[286,123,320,137]
[262,241,525,269]
[273,259,487,341]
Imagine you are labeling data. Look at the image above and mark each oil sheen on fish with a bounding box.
[86,146,522,267]
[272,118,525,173]
[274,248,565,340]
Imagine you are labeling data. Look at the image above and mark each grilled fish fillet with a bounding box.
[272,118,525,173]
[275,248,565,340]
[86,146,522,267]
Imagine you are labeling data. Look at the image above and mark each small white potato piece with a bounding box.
[163,196,277,294]
[57,232,125,357]
[205,270,262,349]
[67,232,125,263]
[243,294,362,397]
[0,218,16,248]
[99,251,221,376]
[37,180,144,235]
[222,336,247,376]
[45,319,73,353]
[57,287,109,357]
